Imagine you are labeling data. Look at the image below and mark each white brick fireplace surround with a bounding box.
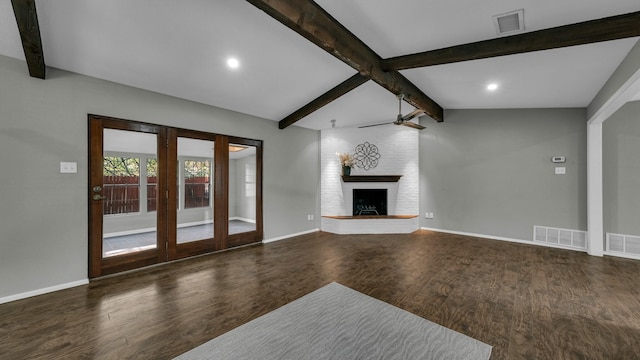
[320,126,419,234]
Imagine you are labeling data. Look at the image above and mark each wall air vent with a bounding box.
[606,233,640,260]
[534,226,587,251]
[493,9,525,36]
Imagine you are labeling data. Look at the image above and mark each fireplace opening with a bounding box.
[353,189,387,216]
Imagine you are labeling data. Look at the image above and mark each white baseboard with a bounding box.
[263,228,319,243]
[604,251,640,261]
[229,217,257,224]
[420,226,590,253]
[421,226,529,243]
[104,226,158,238]
[0,279,89,305]
[177,220,214,228]
[104,220,216,238]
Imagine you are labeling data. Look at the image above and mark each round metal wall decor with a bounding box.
[354,142,381,170]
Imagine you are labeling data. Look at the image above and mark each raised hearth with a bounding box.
[321,215,419,234]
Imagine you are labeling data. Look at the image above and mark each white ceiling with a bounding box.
[1,0,639,130]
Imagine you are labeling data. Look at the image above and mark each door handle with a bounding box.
[92,186,102,192]
[93,195,107,201]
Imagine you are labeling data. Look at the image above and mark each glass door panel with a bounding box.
[176,137,215,244]
[229,143,257,235]
[102,129,158,258]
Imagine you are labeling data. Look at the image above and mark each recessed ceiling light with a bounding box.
[226,57,240,69]
[487,83,499,91]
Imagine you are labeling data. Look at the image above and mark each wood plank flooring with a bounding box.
[1,230,640,359]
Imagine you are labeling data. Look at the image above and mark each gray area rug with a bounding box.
[174,282,492,360]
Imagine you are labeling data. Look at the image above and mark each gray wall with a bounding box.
[419,108,587,241]
[0,55,320,298]
[603,100,640,236]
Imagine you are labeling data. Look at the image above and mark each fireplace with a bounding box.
[353,189,387,216]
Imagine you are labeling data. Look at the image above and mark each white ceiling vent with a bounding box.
[493,9,525,36]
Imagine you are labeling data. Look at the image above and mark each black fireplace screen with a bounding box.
[353,189,387,216]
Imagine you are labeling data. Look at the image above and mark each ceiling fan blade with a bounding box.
[358,122,393,129]
[401,109,425,121]
[400,121,426,130]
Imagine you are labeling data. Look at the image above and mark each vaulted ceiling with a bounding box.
[2,0,639,130]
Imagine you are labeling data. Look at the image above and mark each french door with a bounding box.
[88,115,262,278]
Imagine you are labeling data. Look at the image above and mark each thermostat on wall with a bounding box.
[551,156,566,163]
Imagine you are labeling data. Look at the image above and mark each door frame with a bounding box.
[167,129,222,260]
[88,115,263,278]
[227,135,264,248]
[88,115,169,277]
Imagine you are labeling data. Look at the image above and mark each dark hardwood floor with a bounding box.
[1,230,639,359]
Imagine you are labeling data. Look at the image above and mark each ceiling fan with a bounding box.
[359,94,426,130]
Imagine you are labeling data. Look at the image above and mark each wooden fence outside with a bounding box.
[102,175,208,214]
[103,175,143,215]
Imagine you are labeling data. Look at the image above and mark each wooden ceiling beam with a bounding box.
[382,11,640,71]
[11,0,46,79]
[279,73,369,129]
[246,0,443,128]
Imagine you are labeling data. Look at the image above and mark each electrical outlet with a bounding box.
[307,214,314,221]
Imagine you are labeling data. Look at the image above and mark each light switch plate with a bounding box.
[60,162,77,174]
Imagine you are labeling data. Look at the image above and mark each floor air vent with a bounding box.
[607,233,640,259]
[534,226,587,251]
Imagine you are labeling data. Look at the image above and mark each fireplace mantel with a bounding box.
[341,175,402,182]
